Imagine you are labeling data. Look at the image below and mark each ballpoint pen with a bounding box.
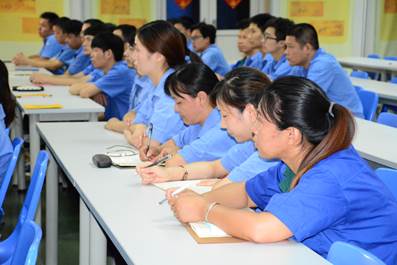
[145,123,153,155]
[144,153,172,168]
[158,184,193,205]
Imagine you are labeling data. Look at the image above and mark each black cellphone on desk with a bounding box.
[92,154,112,168]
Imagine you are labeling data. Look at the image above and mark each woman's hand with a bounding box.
[167,189,209,223]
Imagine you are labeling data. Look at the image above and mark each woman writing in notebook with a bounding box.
[137,67,277,189]
[124,20,201,151]
[138,63,236,166]
[167,76,397,265]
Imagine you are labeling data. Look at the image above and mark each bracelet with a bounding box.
[179,165,188,180]
[205,202,219,223]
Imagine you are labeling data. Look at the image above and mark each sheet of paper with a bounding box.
[189,222,230,238]
[153,179,212,194]
[110,155,142,167]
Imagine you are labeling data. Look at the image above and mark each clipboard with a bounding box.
[184,223,244,244]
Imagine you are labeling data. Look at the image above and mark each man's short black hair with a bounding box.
[250,13,274,32]
[237,18,250,30]
[287,23,319,50]
[191,22,216,44]
[40,12,59,27]
[53,17,71,32]
[91,32,124,61]
[264,17,295,41]
[83,24,105,37]
[84,18,104,28]
[114,24,137,45]
[63,19,83,36]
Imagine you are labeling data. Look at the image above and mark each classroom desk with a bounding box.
[350,77,397,105]
[37,122,330,265]
[339,57,397,81]
[353,118,397,169]
[12,85,104,190]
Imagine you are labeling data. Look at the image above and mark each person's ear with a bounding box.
[285,127,303,146]
[196,91,208,106]
[244,103,258,124]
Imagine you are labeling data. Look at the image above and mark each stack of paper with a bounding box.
[153,179,212,194]
[189,221,230,238]
[110,155,142,167]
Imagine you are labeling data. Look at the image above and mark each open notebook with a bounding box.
[154,180,243,243]
[109,155,142,167]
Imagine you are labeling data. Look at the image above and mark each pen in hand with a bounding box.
[144,154,172,168]
[145,123,153,156]
[158,185,191,205]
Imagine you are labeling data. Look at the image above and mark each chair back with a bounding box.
[384,56,397,61]
[368,54,381,59]
[367,54,381,80]
[0,137,24,219]
[10,220,42,265]
[375,168,397,199]
[390,77,397,84]
[351,70,369,79]
[18,151,48,224]
[327,241,386,265]
[377,112,397,128]
[357,89,379,120]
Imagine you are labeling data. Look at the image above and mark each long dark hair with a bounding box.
[258,76,355,189]
[137,20,186,68]
[0,60,15,127]
[165,63,218,107]
[214,67,271,111]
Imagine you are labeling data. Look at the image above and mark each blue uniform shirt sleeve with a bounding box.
[228,152,278,182]
[220,141,256,172]
[0,105,13,178]
[67,47,91,75]
[92,63,131,98]
[40,34,63,59]
[172,125,199,148]
[177,125,236,163]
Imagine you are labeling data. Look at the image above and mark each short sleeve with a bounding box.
[264,167,347,241]
[220,141,255,172]
[93,68,133,98]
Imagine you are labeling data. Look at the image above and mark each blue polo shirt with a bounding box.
[200,44,231,76]
[173,108,236,163]
[90,61,135,120]
[289,49,364,117]
[0,105,12,179]
[262,54,292,80]
[134,69,186,143]
[258,53,273,72]
[128,73,152,112]
[83,62,104,81]
[52,45,77,75]
[220,141,276,182]
[67,46,91,75]
[246,146,397,265]
[39,34,63,59]
[245,51,263,70]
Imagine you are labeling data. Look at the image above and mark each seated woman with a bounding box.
[139,63,236,166]
[0,60,15,178]
[137,67,277,188]
[166,76,397,265]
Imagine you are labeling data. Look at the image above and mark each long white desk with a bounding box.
[339,57,397,81]
[8,68,104,191]
[353,118,397,169]
[350,77,397,105]
[37,122,330,265]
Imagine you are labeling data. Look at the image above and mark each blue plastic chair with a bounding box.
[384,56,397,61]
[377,112,397,128]
[9,220,42,265]
[351,70,369,79]
[380,77,397,112]
[0,151,48,264]
[367,54,381,80]
[357,89,379,120]
[0,137,24,220]
[375,168,397,199]
[327,241,386,265]
[390,77,397,84]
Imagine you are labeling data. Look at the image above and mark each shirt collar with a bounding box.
[198,108,221,137]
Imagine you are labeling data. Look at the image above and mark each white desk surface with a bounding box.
[37,122,330,265]
[338,57,397,72]
[12,85,104,115]
[350,77,397,102]
[353,118,397,169]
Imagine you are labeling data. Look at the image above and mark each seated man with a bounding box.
[190,22,230,76]
[13,17,78,75]
[170,16,194,51]
[30,24,105,85]
[231,19,259,69]
[261,17,294,80]
[69,32,135,120]
[286,23,364,117]
[36,12,63,59]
